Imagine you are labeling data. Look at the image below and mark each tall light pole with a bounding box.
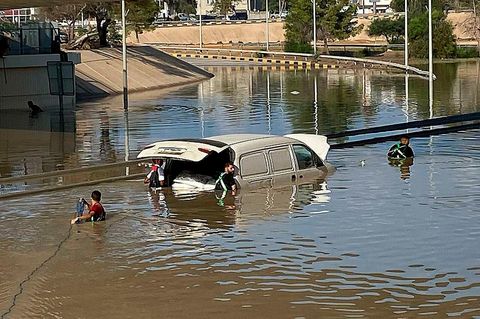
[313,0,317,55]
[121,0,128,110]
[266,0,269,51]
[199,0,203,49]
[428,0,433,117]
[404,0,408,67]
[404,0,409,125]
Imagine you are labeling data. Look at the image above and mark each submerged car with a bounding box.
[137,134,334,189]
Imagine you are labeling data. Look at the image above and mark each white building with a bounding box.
[0,8,38,25]
[353,0,392,15]
[196,0,249,16]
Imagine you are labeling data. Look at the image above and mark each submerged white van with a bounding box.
[137,134,334,189]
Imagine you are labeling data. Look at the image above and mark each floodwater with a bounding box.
[1,62,480,318]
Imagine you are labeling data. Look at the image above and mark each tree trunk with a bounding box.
[323,37,329,55]
[98,18,111,47]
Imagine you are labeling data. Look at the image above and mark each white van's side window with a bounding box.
[240,152,268,177]
[293,145,315,170]
[269,148,293,172]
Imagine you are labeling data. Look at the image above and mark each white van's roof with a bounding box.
[137,134,330,162]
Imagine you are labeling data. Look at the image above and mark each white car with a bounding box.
[137,134,334,190]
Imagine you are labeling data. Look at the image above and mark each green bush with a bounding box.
[284,41,313,54]
[456,47,479,58]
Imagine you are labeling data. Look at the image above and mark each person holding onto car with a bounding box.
[215,162,237,207]
[215,161,237,194]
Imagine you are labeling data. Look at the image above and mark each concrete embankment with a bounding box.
[130,22,284,45]
[75,45,213,100]
[133,13,477,46]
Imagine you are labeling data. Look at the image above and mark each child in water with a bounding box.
[71,190,106,224]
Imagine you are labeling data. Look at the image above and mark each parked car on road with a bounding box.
[229,10,248,20]
[137,134,334,190]
[177,13,189,21]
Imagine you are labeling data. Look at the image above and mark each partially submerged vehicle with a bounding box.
[137,134,334,190]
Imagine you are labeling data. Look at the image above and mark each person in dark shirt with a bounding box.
[71,190,106,224]
[387,135,414,159]
[215,161,237,195]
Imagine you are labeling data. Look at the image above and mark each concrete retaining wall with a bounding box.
[75,46,213,99]
[134,13,477,46]
[0,53,79,111]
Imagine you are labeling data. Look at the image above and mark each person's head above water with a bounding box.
[153,158,163,165]
[400,135,410,146]
[224,161,235,174]
[91,190,102,202]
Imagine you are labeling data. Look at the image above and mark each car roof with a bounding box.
[207,134,295,146]
[137,134,330,162]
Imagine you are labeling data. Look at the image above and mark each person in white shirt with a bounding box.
[144,159,165,188]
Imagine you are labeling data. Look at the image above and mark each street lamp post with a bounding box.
[121,0,128,110]
[266,0,269,51]
[404,0,408,67]
[199,0,203,49]
[428,0,433,116]
[313,0,316,55]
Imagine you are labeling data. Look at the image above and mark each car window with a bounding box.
[240,152,268,177]
[269,148,293,172]
[293,145,315,170]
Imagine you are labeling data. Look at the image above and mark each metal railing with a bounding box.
[154,45,436,78]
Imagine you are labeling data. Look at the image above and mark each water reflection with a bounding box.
[388,157,414,180]
[1,64,480,318]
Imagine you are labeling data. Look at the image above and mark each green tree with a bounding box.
[390,0,449,13]
[389,0,457,58]
[408,9,456,58]
[37,4,85,41]
[284,0,361,54]
[117,0,158,42]
[368,17,405,43]
[84,2,115,47]
[284,0,313,52]
[316,0,361,54]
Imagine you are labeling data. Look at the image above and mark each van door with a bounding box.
[292,144,327,184]
[267,146,296,186]
[239,151,272,188]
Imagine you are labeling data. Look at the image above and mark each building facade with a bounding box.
[0,8,38,25]
[353,0,392,15]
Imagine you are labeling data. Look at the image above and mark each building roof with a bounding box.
[0,0,115,10]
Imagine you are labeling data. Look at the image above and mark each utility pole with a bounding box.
[313,0,317,55]
[428,0,433,117]
[266,0,269,51]
[404,0,408,68]
[199,0,203,49]
[121,0,128,110]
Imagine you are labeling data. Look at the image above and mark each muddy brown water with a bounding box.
[1,64,480,318]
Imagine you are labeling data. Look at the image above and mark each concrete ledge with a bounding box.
[173,52,340,69]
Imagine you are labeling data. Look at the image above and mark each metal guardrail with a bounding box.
[152,18,284,28]
[0,159,147,200]
[327,112,480,139]
[154,45,436,78]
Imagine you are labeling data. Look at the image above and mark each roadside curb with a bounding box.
[171,53,340,69]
